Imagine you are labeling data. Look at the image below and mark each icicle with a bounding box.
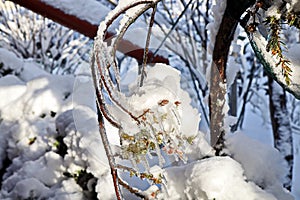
[141,156,151,173]
[130,156,140,175]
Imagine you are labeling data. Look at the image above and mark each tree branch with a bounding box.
[245,31,300,100]
[268,77,293,191]
[9,0,169,64]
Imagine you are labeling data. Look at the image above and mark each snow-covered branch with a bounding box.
[248,31,300,99]
[8,0,169,64]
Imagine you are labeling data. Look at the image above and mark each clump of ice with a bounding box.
[109,63,201,167]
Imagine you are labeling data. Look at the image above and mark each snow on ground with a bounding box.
[0,48,298,199]
[0,75,26,108]
[162,156,279,200]
[0,49,100,199]
[226,132,293,200]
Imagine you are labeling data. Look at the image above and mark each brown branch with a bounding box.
[97,107,123,200]
[8,0,169,64]
[212,12,239,82]
[268,77,293,191]
[118,178,148,200]
[209,0,256,150]
[209,10,239,150]
[94,49,141,124]
[140,4,157,87]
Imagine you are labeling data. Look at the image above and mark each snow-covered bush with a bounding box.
[0,0,90,75]
[0,53,103,199]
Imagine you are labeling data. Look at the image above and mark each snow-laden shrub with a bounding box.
[0,56,86,199]
[0,0,90,75]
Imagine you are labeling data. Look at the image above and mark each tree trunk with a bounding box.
[268,77,293,191]
[210,11,238,149]
[210,0,256,151]
[209,0,245,150]
[209,62,227,151]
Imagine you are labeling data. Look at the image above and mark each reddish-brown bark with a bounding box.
[9,0,169,64]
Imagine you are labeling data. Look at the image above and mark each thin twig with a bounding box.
[107,0,118,7]
[97,106,123,200]
[103,1,156,35]
[116,164,138,173]
[111,2,156,60]
[179,0,205,44]
[95,49,140,124]
[232,60,257,131]
[91,51,123,199]
[118,178,148,200]
[140,4,157,87]
[161,0,175,25]
[91,53,122,128]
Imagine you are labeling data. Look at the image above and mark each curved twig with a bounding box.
[92,1,164,199]
[140,4,157,87]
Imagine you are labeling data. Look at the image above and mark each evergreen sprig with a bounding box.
[264,15,292,85]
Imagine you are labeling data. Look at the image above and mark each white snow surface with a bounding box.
[161,156,278,200]
[0,48,23,73]
[0,57,89,199]
[40,0,110,25]
[0,50,297,199]
[226,132,294,200]
[0,75,26,108]
[0,47,49,82]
